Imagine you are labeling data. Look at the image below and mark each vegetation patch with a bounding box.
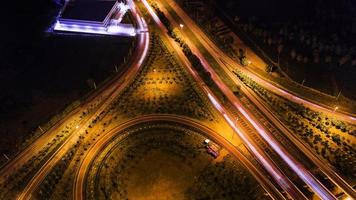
[87,122,269,200]
[235,70,356,181]
[107,34,215,121]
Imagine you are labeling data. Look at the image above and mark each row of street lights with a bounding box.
[176,22,341,142]
[179,21,341,117]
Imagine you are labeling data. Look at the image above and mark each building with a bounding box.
[54,0,136,36]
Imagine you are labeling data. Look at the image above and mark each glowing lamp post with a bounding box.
[179,24,184,29]
[334,106,339,112]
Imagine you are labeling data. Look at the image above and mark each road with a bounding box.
[0,1,142,183]
[73,114,286,200]
[1,0,352,199]
[1,1,283,200]
[0,40,124,185]
[144,1,343,199]
[234,70,356,198]
[157,0,356,198]
[169,2,356,125]
[14,1,150,199]
[140,1,310,199]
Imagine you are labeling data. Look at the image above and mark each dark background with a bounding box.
[0,0,133,158]
[215,0,356,98]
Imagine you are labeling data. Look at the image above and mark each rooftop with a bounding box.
[61,0,117,22]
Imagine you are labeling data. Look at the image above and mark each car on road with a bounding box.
[204,139,220,158]
[207,146,219,158]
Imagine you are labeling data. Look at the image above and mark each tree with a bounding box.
[238,48,246,58]
[240,56,248,66]
[290,49,296,60]
[331,134,341,144]
[224,35,234,45]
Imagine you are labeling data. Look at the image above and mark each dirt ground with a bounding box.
[126,149,207,200]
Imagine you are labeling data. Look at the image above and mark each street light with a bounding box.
[76,125,79,129]
[334,106,339,112]
[179,23,184,29]
[336,89,342,100]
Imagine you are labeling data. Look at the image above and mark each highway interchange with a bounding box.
[158,0,356,197]
[0,0,355,199]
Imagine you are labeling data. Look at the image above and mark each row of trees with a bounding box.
[0,70,117,199]
[238,16,356,69]
[234,13,356,98]
[104,34,213,121]
[177,0,238,58]
[176,0,252,67]
[35,141,82,199]
[0,129,71,199]
[235,70,356,178]
[43,99,117,199]
[19,100,80,152]
[151,3,215,87]
[151,3,172,32]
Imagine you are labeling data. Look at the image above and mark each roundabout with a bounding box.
[74,115,269,200]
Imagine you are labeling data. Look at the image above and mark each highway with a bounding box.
[166,1,356,125]
[68,1,291,198]
[0,44,123,185]
[13,0,150,199]
[156,0,356,198]
[1,0,353,199]
[236,74,356,198]
[143,0,345,199]
[73,114,286,200]
[140,1,310,199]
[0,1,141,184]
[0,108,80,183]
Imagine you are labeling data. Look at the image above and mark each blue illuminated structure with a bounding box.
[54,0,136,36]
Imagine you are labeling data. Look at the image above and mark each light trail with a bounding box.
[14,0,150,199]
[237,106,336,200]
[143,1,338,199]
[162,0,356,197]
[141,1,307,198]
[74,114,287,200]
[207,93,283,181]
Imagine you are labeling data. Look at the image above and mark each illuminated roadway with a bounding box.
[141,0,344,199]
[73,114,286,200]
[140,1,309,199]
[15,2,288,199]
[14,0,149,199]
[1,0,352,199]
[0,1,144,185]
[72,1,292,199]
[0,39,128,185]
[0,1,285,200]
[166,0,356,125]
[155,0,356,198]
